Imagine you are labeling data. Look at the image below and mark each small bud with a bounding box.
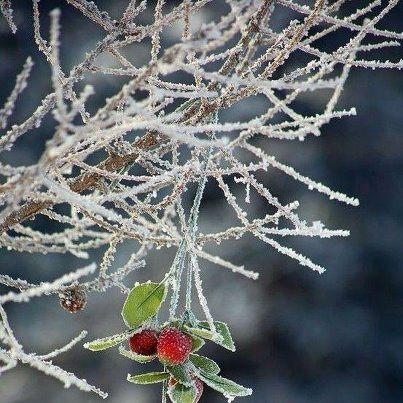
[59,285,87,313]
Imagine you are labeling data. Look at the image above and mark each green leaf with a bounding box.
[83,332,128,351]
[168,383,196,403]
[199,321,235,352]
[189,354,220,375]
[118,345,156,363]
[121,282,166,328]
[186,332,205,352]
[127,372,169,384]
[185,326,214,340]
[198,372,252,397]
[185,321,235,352]
[167,365,192,386]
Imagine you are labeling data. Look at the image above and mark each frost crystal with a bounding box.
[0,0,401,399]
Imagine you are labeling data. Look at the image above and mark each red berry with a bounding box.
[168,376,203,402]
[157,327,192,365]
[129,330,158,356]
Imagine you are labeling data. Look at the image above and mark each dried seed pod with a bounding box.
[59,285,87,313]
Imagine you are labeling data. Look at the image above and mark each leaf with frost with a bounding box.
[189,354,220,375]
[127,372,170,384]
[167,365,192,386]
[187,333,205,352]
[185,325,214,340]
[118,345,156,363]
[185,321,235,352]
[202,321,235,352]
[197,372,252,398]
[83,332,129,351]
[121,282,166,328]
[168,382,197,403]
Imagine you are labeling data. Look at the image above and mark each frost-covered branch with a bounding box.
[0,0,401,399]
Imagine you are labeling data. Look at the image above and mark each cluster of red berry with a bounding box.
[84,282,251,402]
[129,327,203,401]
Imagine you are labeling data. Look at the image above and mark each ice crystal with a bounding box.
[0,0,401,399]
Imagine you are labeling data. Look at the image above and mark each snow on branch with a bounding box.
[0,0,16,33]
[0,57,33,129]
[0,0,401,398]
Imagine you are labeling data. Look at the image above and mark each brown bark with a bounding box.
[0,132,159,233]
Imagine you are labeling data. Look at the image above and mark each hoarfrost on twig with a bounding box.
[0,0,401,398]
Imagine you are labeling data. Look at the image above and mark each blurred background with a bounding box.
[0,1,402,402]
